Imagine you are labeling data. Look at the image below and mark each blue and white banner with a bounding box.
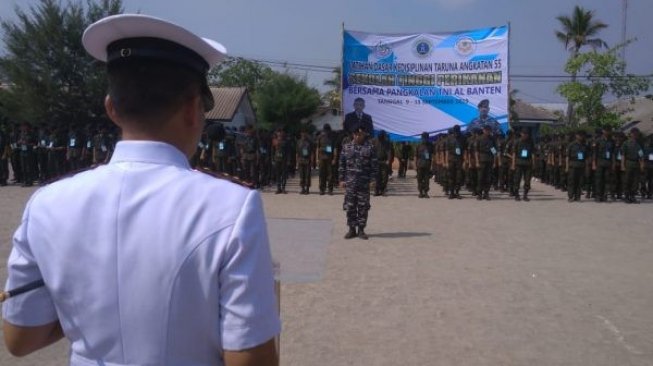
[342,26,509,140]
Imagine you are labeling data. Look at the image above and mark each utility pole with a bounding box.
[621,0,628,61]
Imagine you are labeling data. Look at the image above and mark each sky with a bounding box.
[0,0,651,107]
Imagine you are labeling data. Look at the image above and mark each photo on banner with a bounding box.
[342,25,510,140]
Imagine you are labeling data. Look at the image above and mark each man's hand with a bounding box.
[339,182,346,189]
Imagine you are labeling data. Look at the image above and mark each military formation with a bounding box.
[0,122,119,187]
[2,119,651,206]
[426,125,653,204]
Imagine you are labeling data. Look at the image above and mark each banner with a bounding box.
[342,26,509,140]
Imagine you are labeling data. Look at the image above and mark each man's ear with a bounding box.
[104,95,120,124]
[182,95,203,127]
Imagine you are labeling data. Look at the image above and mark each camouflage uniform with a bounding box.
[415,138,434,198]
[339,138,378,229]
[373,133,393,196]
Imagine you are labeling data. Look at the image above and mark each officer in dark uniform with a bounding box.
[316,124,336,195]
[415,132,434,198]
[9,124,22,184]
[592,126,615,202]
[620,128,644,204]
[475,125,497,200]
[512,128,535,201]
[468,99,501,135]
[339,125,378,240]
[47,127,66,180]
[343,97,374,135]
[566,130,589,202]
[445,125,465,199]
[296,128,313,194]
[373,130,393,196]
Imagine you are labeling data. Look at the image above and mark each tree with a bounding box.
[208,57,273,97]
[557,42,650,128]
[255,72,321,132]
[323,67,341,110]
[555,6,608,125]
[0,0,123,126]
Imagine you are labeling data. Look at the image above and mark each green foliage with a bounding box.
[322,67,341,110]
[555,5,608,124]
[555,6,608,54]
[557,43,650,128]
[255,72,320,133]
[0,0,123,126]
[208,57,273,97]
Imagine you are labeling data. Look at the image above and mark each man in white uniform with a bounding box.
[2,14,280,366]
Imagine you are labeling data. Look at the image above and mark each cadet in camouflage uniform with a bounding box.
[435,134,448,193]
[272,128,292,194]
[620,128,644,204]
[296,129,314,194]
[257,129,272,188]
[466,129,481,195]
[584,129,601,199]
[18,123,37,187]
[339,126,378,240]
[93,126,112,165]
[240,125,259,186]
[592,126,615,202]
[512,128,535,201]
[317,124,337,195]
[397,141,412,178]
[612,132,626,200]
[445,125,465,199]
[0,123,8,186]
[499,129,514,193]
[373,130,393,196]
[642,134,653,200]
[566,130,589,202]
[475,125,497,200]
[415,132,434,198]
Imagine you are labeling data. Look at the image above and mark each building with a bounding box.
[611,96,653,135]
[204,87,256,129]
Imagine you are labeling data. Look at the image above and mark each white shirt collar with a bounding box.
[109,141,191,169]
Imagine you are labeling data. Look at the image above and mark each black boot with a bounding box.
[358,226,368,240]
[514,191,521,201]
[523,190,530,202]
[344,226,357,239]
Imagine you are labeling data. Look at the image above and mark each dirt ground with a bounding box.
[1,171,651,366]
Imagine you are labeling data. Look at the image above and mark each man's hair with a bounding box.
[107,58,204,126]
[354,97,365,104]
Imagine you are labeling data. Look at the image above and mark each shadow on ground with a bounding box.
[368,232,432,239]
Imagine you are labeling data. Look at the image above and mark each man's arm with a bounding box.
[3,320,64,357]
[224,338,278,366]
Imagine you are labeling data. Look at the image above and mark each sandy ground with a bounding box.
[1,171,652,366]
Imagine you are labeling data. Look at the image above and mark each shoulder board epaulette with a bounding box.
[196,168,255,189]
[42,164,103,186]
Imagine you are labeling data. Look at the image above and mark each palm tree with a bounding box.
[555,6,608,124]
[323,67,341,111]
